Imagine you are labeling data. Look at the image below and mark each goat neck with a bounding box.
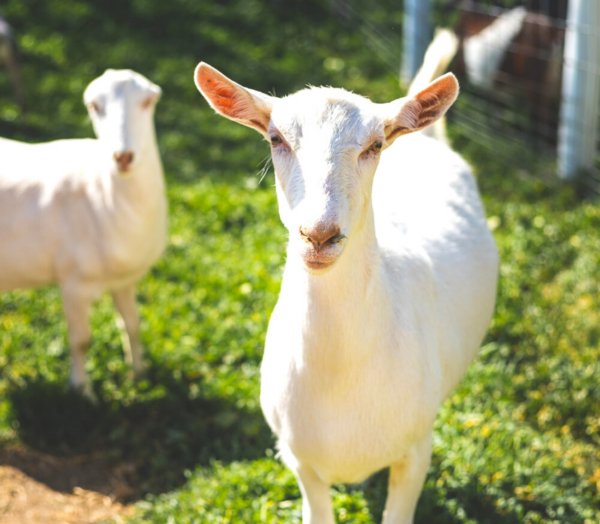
[280,200,391,367]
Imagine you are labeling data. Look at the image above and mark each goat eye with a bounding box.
[87,102,102,115]
[370,140,383,152]
[270,135,282,146]
[360,139,383,160]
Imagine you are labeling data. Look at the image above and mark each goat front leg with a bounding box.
[61,287,93,397]
[112,284,145,379]
[381,434,432,524]
[292,462,335,524]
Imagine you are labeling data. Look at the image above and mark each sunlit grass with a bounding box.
[0,0,599,522]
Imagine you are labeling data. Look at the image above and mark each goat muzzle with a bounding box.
[299,224,347,272]
[114,151,135,172]
[299,225,345,250]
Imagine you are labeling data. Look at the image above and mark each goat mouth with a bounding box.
[304,260,331,269]
[302,259,338,274]
[116,165,132,175]
[301,246,344,274]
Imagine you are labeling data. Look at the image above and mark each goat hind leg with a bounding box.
[381,434,432,524]
[112,284,145,378]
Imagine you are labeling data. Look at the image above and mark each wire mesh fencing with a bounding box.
[341,0,600,193]
[441,1,567,187]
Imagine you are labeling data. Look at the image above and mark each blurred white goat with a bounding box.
[0,70,166,395]
[0,16,25,113]
[195,39,498,523]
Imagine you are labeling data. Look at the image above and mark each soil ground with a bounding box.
[0,446,134,524]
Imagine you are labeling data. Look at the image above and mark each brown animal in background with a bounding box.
[451,3,565,142]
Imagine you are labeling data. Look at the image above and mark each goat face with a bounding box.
[268,91,385,273]
[84,69,161,175]
[194,63,459,274]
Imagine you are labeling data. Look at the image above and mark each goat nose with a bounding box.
[300,224,344,247]
[114,151,134,170]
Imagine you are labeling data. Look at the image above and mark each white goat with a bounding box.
[0,70,166,395]
[194,49,498,523]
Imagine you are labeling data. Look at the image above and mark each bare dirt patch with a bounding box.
[0,446,135,524]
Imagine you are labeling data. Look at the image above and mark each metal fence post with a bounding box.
[558,0,600,180]
[401,0,432,87]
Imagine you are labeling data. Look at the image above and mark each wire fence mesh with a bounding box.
[341,0,600,194]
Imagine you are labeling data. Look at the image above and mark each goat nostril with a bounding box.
[114,151,134,167]
[300,228,314,246]
[300,226,345,247]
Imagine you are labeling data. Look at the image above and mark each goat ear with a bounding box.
[194,62,275,136]
[383,73,459,144]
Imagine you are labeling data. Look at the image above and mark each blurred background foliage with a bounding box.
[0,0,599,523]
[0,0,404,181]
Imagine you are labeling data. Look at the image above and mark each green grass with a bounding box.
[1,1,600,523]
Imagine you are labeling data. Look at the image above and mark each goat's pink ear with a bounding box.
[194,62,275,135]
[383,73,459,143]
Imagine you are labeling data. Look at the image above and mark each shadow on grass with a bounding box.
[6,364,273,499]
[414,485,524,524]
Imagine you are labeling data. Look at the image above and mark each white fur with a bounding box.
[409,28,460,143]
[0,69,166,395]
[409,29,459,98]
[195,57,498,522]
